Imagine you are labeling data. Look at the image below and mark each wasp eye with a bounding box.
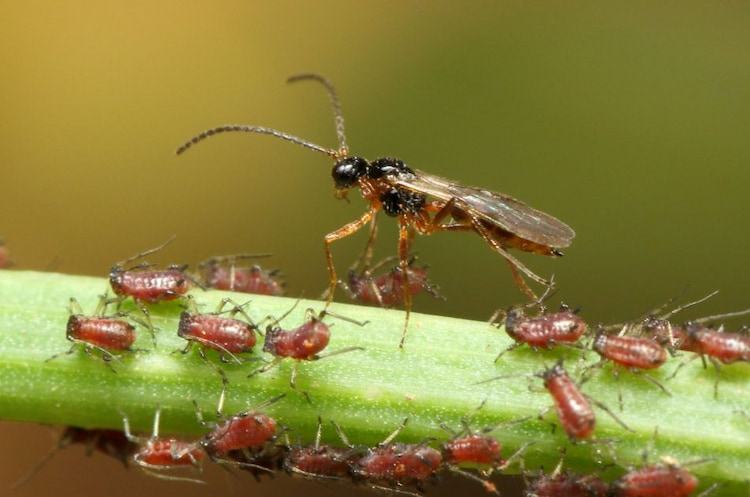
[332,157,369,189]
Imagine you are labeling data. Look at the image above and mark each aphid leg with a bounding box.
[290,345,365,403]
[498,441,536,471]
[323,208,376,308]
[494,341,524,362]
[195,349,230,416]
[536,405,558,435]
[84,344,121,374]
[587,394,634,433]
[247,357,282,379]
[696,483,721,497]
[629,368,672,398]
[312,346,366,361]
[318,308,369,327]
[444,465,499,495]
[330,420,354,449]
[133,301,157,348]
[288,362,311,403]
[119,408,145,445]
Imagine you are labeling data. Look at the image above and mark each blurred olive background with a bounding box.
[1,2,749,496]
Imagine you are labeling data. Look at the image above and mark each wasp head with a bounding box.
[332,157,369,190]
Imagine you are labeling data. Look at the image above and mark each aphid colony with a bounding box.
[36,239,747,495]
[45,241,437,406]
[20,403,711,497]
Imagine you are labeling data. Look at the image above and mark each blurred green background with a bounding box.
[1,2,749,496]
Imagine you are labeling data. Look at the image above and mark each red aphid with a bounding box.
[202,413,277,457]
[178,299,258,357]
[354,443,443,486]
[681,323,750,364]
[285,445,354,479]
[283,416,356,481]
[110,266,191,304]
[524,470,608,497]
[441,434,502,467]
[109,237,191,304]
[496,306,587,361]
[134,439,204,469]
[611,464,698,497]
[593,332,668,370]
[199,254,284,296]
[263,310,331,360]
[121,409,203,482]
[254,307,365,402]
[196,395,284,460]
[539,362,596,441]
[66,314,136,351]
[345,257,441,307]
[46,297,138,371]
[506,308,587,349]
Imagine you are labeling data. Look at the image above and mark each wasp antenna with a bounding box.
[287,73,349,157]
[175,125,338,158]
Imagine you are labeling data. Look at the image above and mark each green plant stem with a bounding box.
[0,270,748,494]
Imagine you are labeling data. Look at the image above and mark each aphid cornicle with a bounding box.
[176,73,575,346]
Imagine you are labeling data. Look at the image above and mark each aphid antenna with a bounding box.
[689,307,750,327]
[641,284,692,320]
[263,297,303,330]
[114,235,177,268]
[199,253,274,266]
[287,73,349,157]
[443,465,500,495]
[585,394,634,434]
[659,289,720,321]
[473,371,528,386]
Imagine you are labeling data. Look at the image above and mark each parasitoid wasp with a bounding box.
[176,74,575,346]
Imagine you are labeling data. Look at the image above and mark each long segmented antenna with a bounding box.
[287,73,349,157]
[175,125,338,158]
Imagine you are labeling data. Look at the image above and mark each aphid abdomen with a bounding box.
[67,315,136,350]
[593,334,668,369]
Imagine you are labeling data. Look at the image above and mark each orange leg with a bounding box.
[420,198,551,300]
[324,208,377,308]
[398,216,414,348]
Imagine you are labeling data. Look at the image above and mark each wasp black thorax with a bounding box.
[331,157,426,217]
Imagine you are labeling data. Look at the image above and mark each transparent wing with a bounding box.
[393,170,575,247]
